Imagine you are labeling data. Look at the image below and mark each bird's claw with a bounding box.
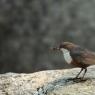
[73,77,87,82]
[67,77,87,82]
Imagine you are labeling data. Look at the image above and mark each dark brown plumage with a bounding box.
[52,42,95,80]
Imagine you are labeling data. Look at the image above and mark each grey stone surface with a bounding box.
[0,66,95,95]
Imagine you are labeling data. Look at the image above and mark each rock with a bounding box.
[0,66,95,95]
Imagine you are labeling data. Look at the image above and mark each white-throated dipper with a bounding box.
[52,42,95,80]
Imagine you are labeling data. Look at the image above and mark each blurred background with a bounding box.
[0,0,95,73]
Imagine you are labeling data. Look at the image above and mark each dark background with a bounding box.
[0,0,95,73]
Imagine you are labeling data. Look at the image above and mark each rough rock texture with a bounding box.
[0,66,95,95]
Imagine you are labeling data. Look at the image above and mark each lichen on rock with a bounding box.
[0,66,95,95]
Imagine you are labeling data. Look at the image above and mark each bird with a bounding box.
[52,42,95,80]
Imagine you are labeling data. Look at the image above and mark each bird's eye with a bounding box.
[59,44,64,48]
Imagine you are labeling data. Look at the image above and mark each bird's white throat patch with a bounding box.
[61,48,72,64]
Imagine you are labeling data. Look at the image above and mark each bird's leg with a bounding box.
[67,68,87,82]
[75,68,84,79]
[81,68,87,80]
[73,68,87,82]
[67,68,84,81]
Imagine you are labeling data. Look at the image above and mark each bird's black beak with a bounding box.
[52,47,60,51]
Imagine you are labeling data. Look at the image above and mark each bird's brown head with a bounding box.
[59,42,78,50]
[52,42,78,51]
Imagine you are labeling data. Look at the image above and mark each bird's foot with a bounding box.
[73,77,87,82]
[67,77,87,82]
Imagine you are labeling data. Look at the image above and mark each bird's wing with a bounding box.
[82,51,95,65]
[70,47,95,65]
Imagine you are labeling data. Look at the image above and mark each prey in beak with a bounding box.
[52,47,60,51]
